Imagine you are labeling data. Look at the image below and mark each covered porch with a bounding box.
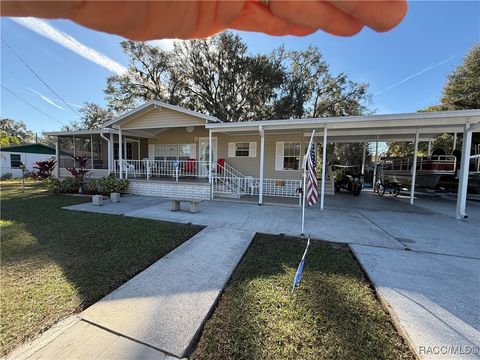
[207,109,480,219]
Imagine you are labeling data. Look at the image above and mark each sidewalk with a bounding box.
[11,226,254,359]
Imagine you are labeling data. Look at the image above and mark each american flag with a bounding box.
[306,141,318,206]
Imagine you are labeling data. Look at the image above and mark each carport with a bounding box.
[206,109,480,219]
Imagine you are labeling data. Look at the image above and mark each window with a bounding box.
[10,154,21,168]
[113,143,133,160]
[275,142,300,171]
[283,142,300,170]
[153,144,195,160]
[228,142,256,157]
[235,142,250,157]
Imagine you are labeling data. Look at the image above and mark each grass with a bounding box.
[192,234,415,360]
[0,180,202,356]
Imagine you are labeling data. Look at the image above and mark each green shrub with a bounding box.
[44,177,83,194]
[93,174,129,194]
[1,173,13,181]
[45,174,129,195]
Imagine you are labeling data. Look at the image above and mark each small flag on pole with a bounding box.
[306,140,318,207]
[292,237,311,293]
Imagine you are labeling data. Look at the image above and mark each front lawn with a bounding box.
[192,234,414,360]
[0,181,201,356]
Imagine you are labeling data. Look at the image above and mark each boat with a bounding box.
[378,155,457,188]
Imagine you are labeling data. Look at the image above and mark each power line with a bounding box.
[1,37,82,118]
[1,84,67,127]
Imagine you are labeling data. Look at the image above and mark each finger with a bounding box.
[1,1,83,19]
[328,0,407,32]
[229,1,316,36]
[270,0,364,36]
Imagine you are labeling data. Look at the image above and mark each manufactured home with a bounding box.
[44,101,480,219]
[0,143,56,178]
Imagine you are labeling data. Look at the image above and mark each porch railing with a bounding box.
[381,155,456,174]
[213,175,302,199]
[114,159,210,180]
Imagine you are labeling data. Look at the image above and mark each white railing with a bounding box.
[213,175,302,199]
[253,178,302,198]
[381,155,456,174]
[114,159,210,180]
[213,162,246,196]
[115,159,303,200]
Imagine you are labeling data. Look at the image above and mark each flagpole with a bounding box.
[301,130,315,236]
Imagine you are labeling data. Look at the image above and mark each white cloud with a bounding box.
[147,39,177,51]
[12,17,127,75]
[27,87,66,111]
[374,55,456,97]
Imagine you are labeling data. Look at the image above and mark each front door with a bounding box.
[199,137,217,177]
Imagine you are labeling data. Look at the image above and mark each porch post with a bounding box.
[73,135,76,157]
[109,133,114,173]
[320,125,327,210]
[118,128,123,179]
[259,125,264,205]
[456,121,472,219]
[453,132,457,151]
[137,137,141,160]
[372,136,379,192]
[208,129,212,183]
[361,141,367,174]
[427,140,432,156]
[90,134,94,170]
[410,130,419,205]
[124,135,128,178]
[55,139,60,178]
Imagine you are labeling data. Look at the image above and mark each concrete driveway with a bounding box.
[65,191,480,359]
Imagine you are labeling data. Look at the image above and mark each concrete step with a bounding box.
[214,191,240,199]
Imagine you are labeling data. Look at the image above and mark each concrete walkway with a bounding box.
[13,226,254,359]
[351,245,480,360]
[63,192,480,360]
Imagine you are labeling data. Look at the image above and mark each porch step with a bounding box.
[213,191,240,199]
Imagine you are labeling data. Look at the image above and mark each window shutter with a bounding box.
[189,143,196,159]
[228,143,236,157]
[275,142,284,171]
[249,142,257,157]
[148,144,155,160]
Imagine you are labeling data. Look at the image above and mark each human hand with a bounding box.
[2,0,407,39]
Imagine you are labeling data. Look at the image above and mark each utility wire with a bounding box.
[1,84,67,127]
[1,37,82,118]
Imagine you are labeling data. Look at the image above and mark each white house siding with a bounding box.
[120,108,207,129]
[128,179,210,199]
[148,127,306,181]
[0,151,55,178]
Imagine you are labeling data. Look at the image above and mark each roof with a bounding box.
[43,128,117,136]
[102,100,222,128]
[0,143,56,155]
[206,109,480,142]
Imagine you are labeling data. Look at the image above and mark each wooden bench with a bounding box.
[170,198,201,213]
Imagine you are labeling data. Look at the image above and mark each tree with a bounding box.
[438,45,480,110]
[59,103,113,131]
[78,103,113,129]
[0,118,35,144]
[104,33,369,122]
[105,41,179,114]
[312,73,369,117]
[172,33,284,121]
[0,130,20,147]
[272,46,369,119]
[387,45,480,157]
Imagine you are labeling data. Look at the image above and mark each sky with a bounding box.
[0,1,479,135]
